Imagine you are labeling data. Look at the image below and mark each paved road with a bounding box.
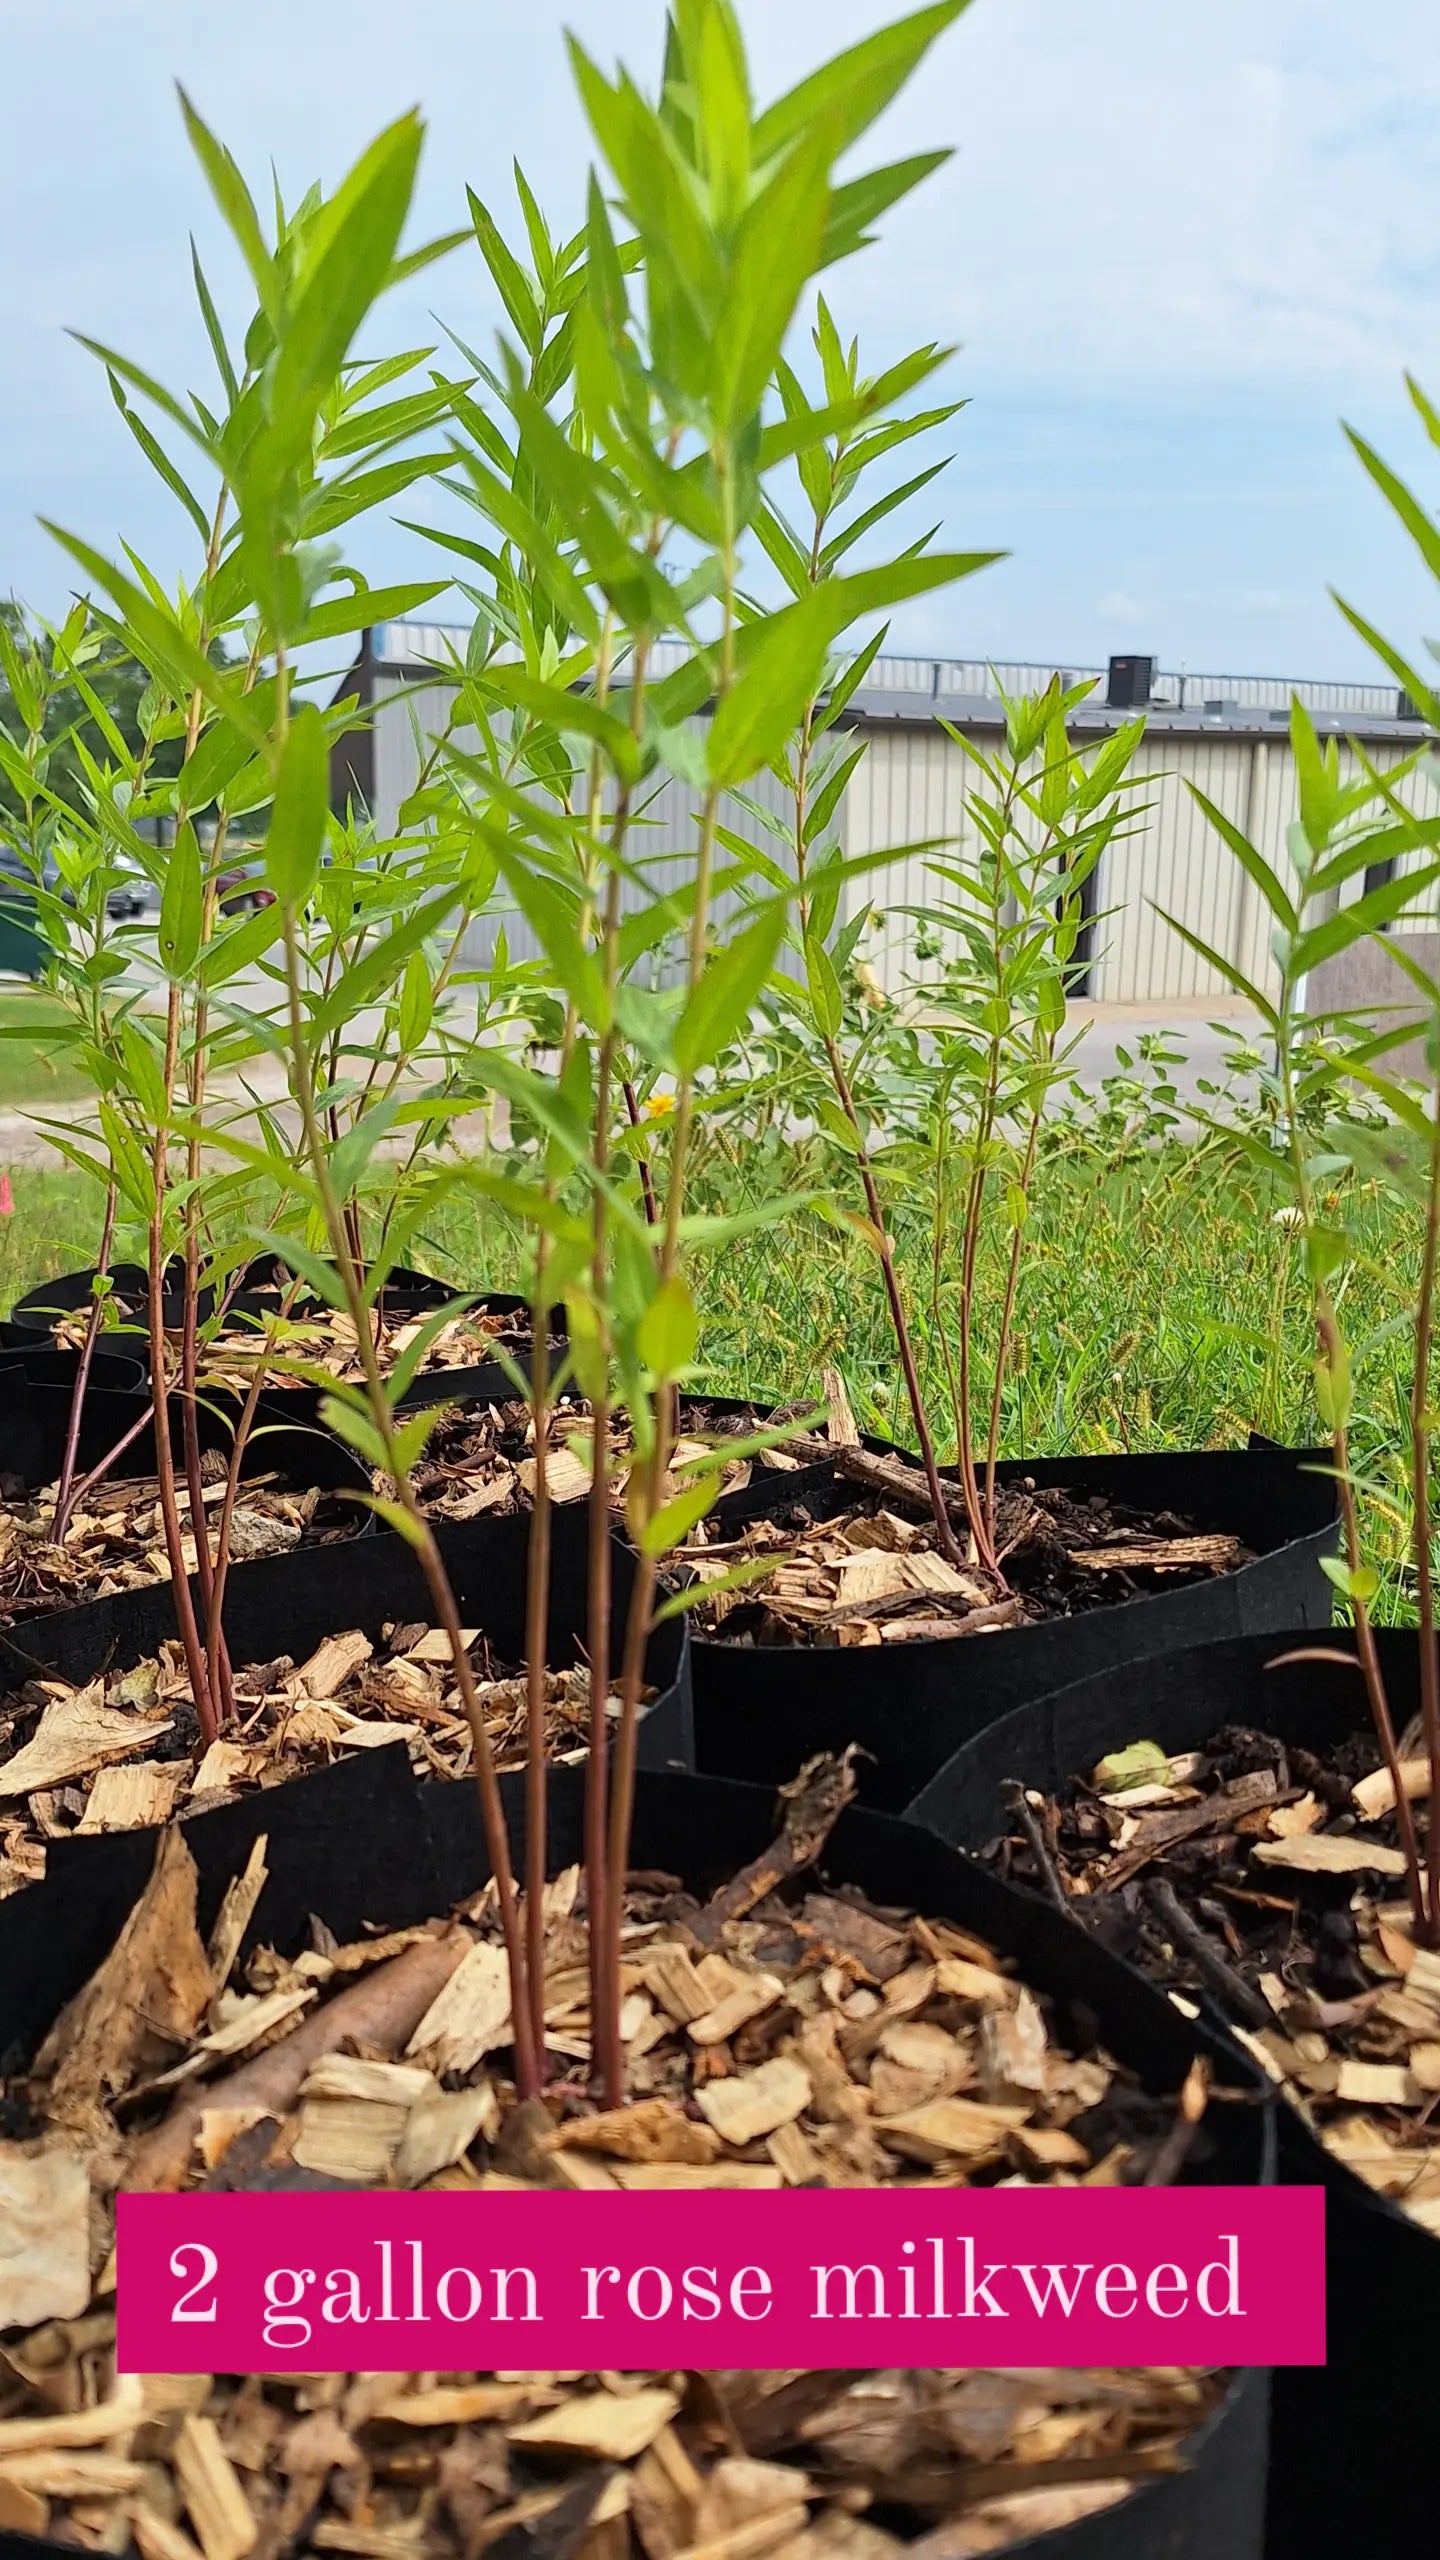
[0,957,1265,1169]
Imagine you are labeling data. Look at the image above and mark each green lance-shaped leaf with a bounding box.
[397,948,433,1053]
[637,1271,700,1380]
[673,901,787,1074]
[157,818,204,979]
[265,702,329,905]
[267,112,424,473]
[754,2,970,162]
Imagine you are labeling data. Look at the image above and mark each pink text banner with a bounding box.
[117,2186,1325,2372]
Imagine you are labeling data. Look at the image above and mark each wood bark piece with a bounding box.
[0,1685,171,1799]
[511,2390,680,2463]
[35,1827,212,2134]
[173,2413,257,2560]
[1353,1757,1432,1821]
[0,2144,90,2327]
[697,2059,812,2147]
[691,1753,858,1944]
[1254,1834,1409,1878]
[405,1939,511,2073]
[1067,1535,1241,1573]
[546,2100,720,2166]
[126,1929,471,2191]
[395,2085,498,2185]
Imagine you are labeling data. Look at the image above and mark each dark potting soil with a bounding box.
[0,1460,361,1629]
[686,1476,1255,1650]
[0,1756,1228,2560]
[974,1712,1440,2237]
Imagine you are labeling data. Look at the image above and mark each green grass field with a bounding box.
[0,988,93,1107]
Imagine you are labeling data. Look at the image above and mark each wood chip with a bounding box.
[190,1742,249,1798]
[395,2085,499,2185]
[206,1836,269,1994]
[610,2165,783,2191]
[371,2385,535,2426]
[688,1972,785,2048]
[173,2414,257,2560]
[302,2056,436,2107]
[293,1630,373,1698]
[510,2389,680,2463]
[405,1938,510,2072]
[1353,1758,1432,1822]
[546,2100,720,2166]
[1334,2062,1420,2107]
[696,2059,812,2147]
[878,2098,1031,2165]
[1254,1835,1409,1877]
[292,2096,411,2183]
[0,2144,91,2327]
[0,1684,171,1799]
[1266,1793,1323,1839]
[75,1760,186,1833]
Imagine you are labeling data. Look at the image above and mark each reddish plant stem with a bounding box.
[586,861,627,2107]
[52,1182,117,1544]
[64,1402,154,1511]
[1411,1082,1440,1938]
[983,1098,1044,1546]
[281,907,540,2093]
[522,1275,554,2078]
[623,1082,659,1227]
[149,986,218,1747]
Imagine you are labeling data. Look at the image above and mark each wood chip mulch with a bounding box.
[0,1758,1226,2558]
[0,1628,650,1900]
[978,1714,1440,2237]
[683,1471,1250,1652]
[0,1464,360,1630]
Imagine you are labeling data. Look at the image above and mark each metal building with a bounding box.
[330,624,1440,1009]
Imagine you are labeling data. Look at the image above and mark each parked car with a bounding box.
[0,845,148,923]
[217,862,276,915]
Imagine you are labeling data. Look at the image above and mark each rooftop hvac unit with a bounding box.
[1106,654,1154,708]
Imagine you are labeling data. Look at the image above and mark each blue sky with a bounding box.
[2,0,1438,683]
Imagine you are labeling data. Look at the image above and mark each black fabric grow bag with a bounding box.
[0,1763,1270,2560]
[0,1391,374,1666]
[691,1443,1338,1812]
[904,1627,1435,2560]
[5,1503,692,1857]
[2,1260,209,1357]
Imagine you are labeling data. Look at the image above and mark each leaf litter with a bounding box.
[0,1756,1226,2557]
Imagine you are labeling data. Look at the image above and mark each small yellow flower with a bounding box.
[643,1092,675,1120]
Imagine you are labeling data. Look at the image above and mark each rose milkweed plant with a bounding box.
[44,0,988,2101]
[1175,376,1440,1942]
